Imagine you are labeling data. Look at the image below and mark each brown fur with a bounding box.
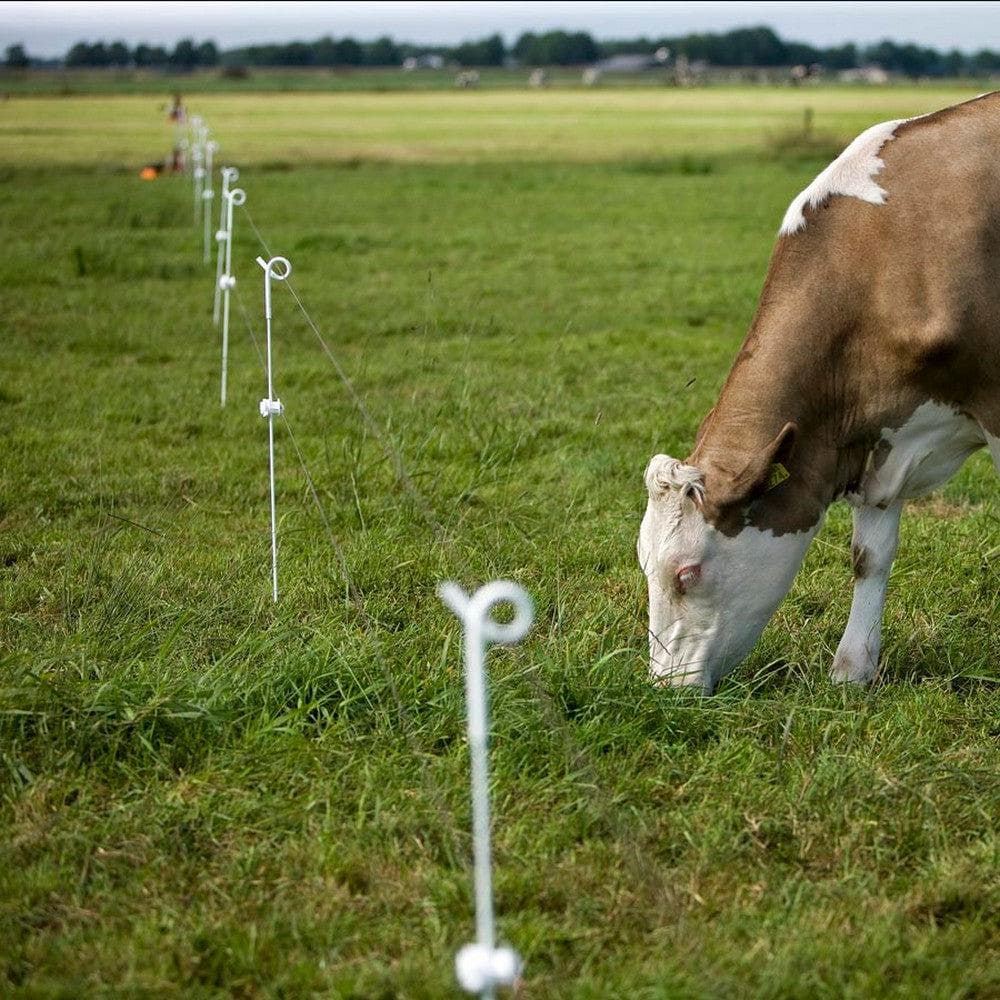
[688,92,1000,536]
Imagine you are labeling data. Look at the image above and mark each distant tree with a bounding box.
[728,26,786,65]
[108,40,130,67]
[333,37,365,65]
[271,41,311,66]
[598,36,656,58]
[366,35,400,66]
[785,41,821,66]
[65,42,90,67]
[313,35,336,66]
[66,41,112,67]
[452,33,505,67]
[941,48,966,76]
[513,30,597,65]
[4,43,30,69]
[861,40,940,77]
[511,33,536,63]
[134,43,168,67]
[197,41,219,67]
[821,43,858,70]
[971,48,1000,73]
[169,38,199,71]
[88,42,109,67]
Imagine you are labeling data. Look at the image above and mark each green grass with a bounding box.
[4,67,992,99]
[2,88,1000,997]
[0,85,989,167]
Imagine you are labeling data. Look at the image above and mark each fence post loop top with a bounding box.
[439,580,533,647]
[221,166,240,183]
[256,255,292,282]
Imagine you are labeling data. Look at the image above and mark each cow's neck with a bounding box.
[687,296,867,536]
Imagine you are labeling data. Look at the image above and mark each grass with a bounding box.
[0,66,614,97]
[2,86,1000,997]
[0,85,991,167]
[4,66,992,99]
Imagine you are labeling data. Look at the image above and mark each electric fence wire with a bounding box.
[232,279,468,865]
[231,203,666,895]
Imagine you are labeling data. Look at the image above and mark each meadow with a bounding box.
[2,85,999,997]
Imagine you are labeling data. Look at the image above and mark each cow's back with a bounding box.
[770,92,1000,437]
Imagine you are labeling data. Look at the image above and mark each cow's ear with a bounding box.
[718,422,797,508]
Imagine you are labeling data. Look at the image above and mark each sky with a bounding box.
[4,1,1000,58]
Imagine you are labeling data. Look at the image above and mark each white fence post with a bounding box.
[218,187,245,407]
[439,580,532,999]
[256,254,292,603]
[190,115,204,225]
[214,167,239,325]
[202,140,218,264]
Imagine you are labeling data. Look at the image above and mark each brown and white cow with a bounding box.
[638,92,1000,691]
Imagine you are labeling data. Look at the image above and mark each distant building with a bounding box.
[592,53,658,74]
[584,49,671,85]
[402,54,444,71]
[838,65,891,84]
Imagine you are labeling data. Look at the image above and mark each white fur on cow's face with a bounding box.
[638,456,819,692]
[779,118,906,236]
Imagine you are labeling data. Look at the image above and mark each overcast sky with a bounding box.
[4,1,1000,58]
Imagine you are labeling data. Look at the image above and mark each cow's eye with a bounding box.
[675,564,701,595]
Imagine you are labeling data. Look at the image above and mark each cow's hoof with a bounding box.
[830,648,878,685]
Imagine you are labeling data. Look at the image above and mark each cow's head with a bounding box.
[637,429,818,691]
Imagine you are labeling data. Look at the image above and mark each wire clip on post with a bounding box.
[202,140,219,265]
[438,580,533,999]
[213,166,239,325]
[218,187,246,407]
[257,254,292,604]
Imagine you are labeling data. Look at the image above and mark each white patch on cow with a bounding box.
[639,456,820,690]
[779,118,906,236]
[856,401,986,508]
[831,402,988,685]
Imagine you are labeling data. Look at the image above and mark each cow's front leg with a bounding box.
[830,501,903,684]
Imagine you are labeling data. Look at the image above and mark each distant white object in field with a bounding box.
[202,140,219,264]
[213,166,240,326]
[218,186,245,407]
[256,254,292,603]
[439,580,532,999]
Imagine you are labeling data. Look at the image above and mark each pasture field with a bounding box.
[2,87,1000,997]
[4,67,585,97]
[0,84,988,167]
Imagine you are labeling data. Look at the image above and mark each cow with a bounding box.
[638,92,1000,692]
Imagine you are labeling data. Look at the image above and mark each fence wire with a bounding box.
[231,201,666,891]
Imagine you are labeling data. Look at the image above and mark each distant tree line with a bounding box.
[601,26,1000,75]
[6,25,1000,76]
[61,38,219,69]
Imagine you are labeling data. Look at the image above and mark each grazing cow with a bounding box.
[638,92,1000,691]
